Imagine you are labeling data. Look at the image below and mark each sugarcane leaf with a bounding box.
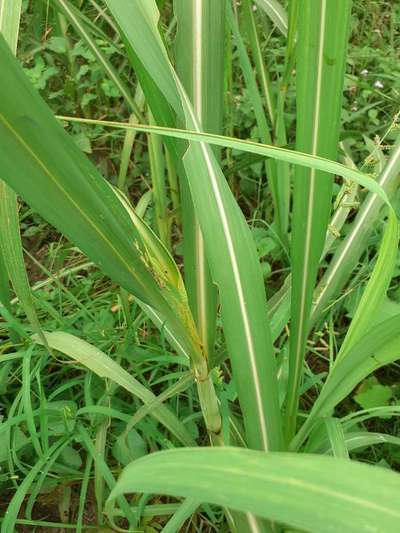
[0,35,203,364]
[286,0,352,439]
[174,0,223,359]
[57,117,394,209]
[338,210,399,359]
[0,0,44,336]
[104,0,283,452]
[312,137,400,327]
[108,447,400,533]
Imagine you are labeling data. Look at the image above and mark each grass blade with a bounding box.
[117,86,145,190]
[242,0,275,127]
[174,0,223,360]
[292,313,400,450]
[1,438,71,533]
[337,211,399,359]
[229,3,288,243]
[108,447,400,533]
[57,117,393,210]
[324,418,349,459]
[0,188,44,340]
[160,499,199,533]
[33,331,196,446]
[311,136,400,326]
[148,112,170,247]
[286,0,352,440]
[242,0,293,241]
[253,0,288,36]
[52,0,143,118]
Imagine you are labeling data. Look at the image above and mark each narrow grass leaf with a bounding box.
[117,86,145,190]
[242,0,275,127]
[0,188,45,340]
[338,211,399,359]
[52,0,143,118]
[1,438,70,533]
[32,331,195,447]
[148,114,170,247]
[229,3,287,242]
[286,0,352,439]
[57,116,392,204]
[311,431,400,455]
[161,499,200,533]
[174,0,223,360]
[77,424,137,529]
[253,0,288,36]
[312,136,400,327]
[292,313,400,450]
[324,418,349,459]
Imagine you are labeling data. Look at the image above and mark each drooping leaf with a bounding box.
[33,331,195,447]
[108,447,400,533]
[253,0,288,36]
[0,35,203,366]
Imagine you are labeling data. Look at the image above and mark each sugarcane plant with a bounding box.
[1,0,400,532]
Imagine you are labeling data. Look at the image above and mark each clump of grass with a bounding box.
[1,0,400,531]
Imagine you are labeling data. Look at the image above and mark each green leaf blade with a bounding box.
[109,447,400,533]
[104,0,283,451]
[286,0,352,439]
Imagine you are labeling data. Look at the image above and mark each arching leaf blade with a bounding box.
[109,447,400,533]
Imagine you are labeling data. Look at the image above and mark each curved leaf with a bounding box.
[33,331,196,447]
[0,36,202,365]
[108,447,400,533]
[292,314,400,450]
[56,116,392,208]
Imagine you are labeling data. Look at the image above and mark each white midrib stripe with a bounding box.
[257,0,288,34]
[289,1,327,414]
[246,512,264,533]
[266,0,287,32]
[199,147,269,450]
[192,0,208,351]
[178,88,270,451]
[314,142,400,312]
